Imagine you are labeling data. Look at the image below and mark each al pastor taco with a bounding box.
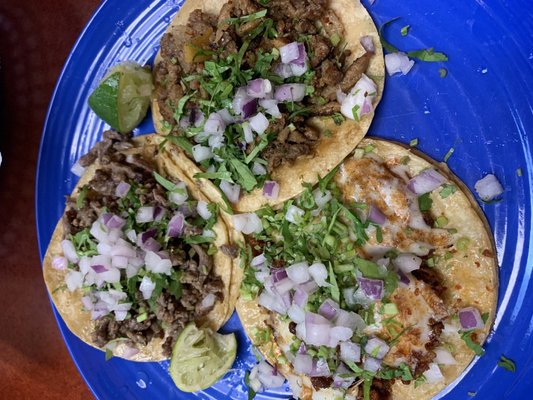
[43,132,242,361]
[152,0,385,212]
[235,138,497,399]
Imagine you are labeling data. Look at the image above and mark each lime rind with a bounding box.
[88,62,153,133]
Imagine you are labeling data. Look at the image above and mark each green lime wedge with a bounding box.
[169,323,237,392]
[88,62,153,133]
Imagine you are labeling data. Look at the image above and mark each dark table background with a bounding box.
[0,1,99,398]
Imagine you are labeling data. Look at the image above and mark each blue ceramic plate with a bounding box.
[36,0,533,398]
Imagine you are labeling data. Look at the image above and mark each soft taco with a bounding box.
[43,131,242,361]
[152,0,385,212]
[235,138,497,399]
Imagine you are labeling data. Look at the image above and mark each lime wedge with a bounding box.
[88,62,153,133]
[169,323,237,392]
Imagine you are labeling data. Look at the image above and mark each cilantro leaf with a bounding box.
[167,135,193,156]
[229,158,258,192]
[418,193,433,212]
[439,184,457,199]
[173,92,196,123]
[328,262,340,303]
[498,355,516,372]
[153,171,180,192]
[318,164,340,193]
[76,186,88,210]
[439,68,448,78]
[194,171,234,182]
[401,25,410,36]
[460,331,485,356]
[244,371,257,400]
[407,48,448,62]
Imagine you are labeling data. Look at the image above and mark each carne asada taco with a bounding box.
[152,0,385,212]
[235,138,497,399]
[43,132,242,361]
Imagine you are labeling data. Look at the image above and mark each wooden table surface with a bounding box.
[0,1,100,398]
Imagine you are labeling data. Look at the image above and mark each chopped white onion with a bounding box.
[249,112,269,135]
[115,181,131,198]
[70,161,85,177]
[145,251,172,275]
[251,253,266,268]
[208,133,225,150]
[308,263,330,287]
[136,206,155,224]
[434,348,457,365]
[364,337,390,359]
[247,78,273,98]
[252,162,267,176]
[256,360,285,389]
[340,342,361,363]
[200,293,216,310]
[192,144,213,162]
[258,291,287,314]
[360,36,375,53]
[196,200,212,220]
[385,52,415,76]
[393,253,422,273]
[423,363,444,384]
[293,354,313,375]
[168,182,188,205]
[220,180,241,203]
[61,239,79,263]
[280,42,301,63]
[52,256,68,270]
[288,304,306,324]
[285,205,305,224]
[204,112,226,135]
[232,213,263,235]
[340,74,377,121]
[329,326,354,348]
[313,189,332,209]
[65,271,84,291]
[286,261,310,284]
[139,276,156,300]
[275,84,306,102]
[363,357,382,373]
[242,122,254,143]
[475,174,504,201]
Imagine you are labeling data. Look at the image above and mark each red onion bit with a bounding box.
[368,204,387,225]
[318,299,339,320]
[407,169,446,195]
[458,307,485,330]
[360,36,375,54]
[115,181,131,198]
[357,277,384,300]
[274,84,306,102]
[262,180,280,200]
[167,213,184,237]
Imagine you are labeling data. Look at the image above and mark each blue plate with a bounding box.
[36,0,533,398]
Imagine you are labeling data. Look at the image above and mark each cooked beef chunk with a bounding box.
[426,318,444,351]
[234,0,261,15]
[308,35,332,68]
[310,102,341,116]
[288,321,297,334]
[220,244,240,258]
[310,376,334,390]
[412,266,447,297]
[262,141,312,171]
[265,0,327,20]
[318,59,343,88]
[356,378,393,400]
[340,52,373,93]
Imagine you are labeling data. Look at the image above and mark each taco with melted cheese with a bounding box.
[43,132,242,361]
[235,138,497,399]
[152,0,385,212]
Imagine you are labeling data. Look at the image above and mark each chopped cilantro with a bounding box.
[409,138,419,147]
[244,371,257,400]
[105,347,114,361]
[443,146,455,162]
[229,158,258,192]
[498,355,516,372]
[379,18,448,62]
[76,186,88,210]
[352,105,361,121]
[481,312,489,323]
[414,375,427,388]
[400,155,410,165]
[328,262,340,303]
[167,135,193,156]
[435,215,449,227]
[173,92,196,123]
[318,164,340,193]
[439,68,448,78]
[332,113,345,125]
[194,171,234,182]
[400,25,410,36]
[460,331,485,356]
[517,168,523,177]
[418,193,433,212]
[456,236,470,250]
[225,9,267,24]
[439,184,457,198]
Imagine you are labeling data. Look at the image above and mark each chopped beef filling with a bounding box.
[356,378,393,400]
[67,131,224,357]
[154,0,374,172]
[413,265,447,297]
